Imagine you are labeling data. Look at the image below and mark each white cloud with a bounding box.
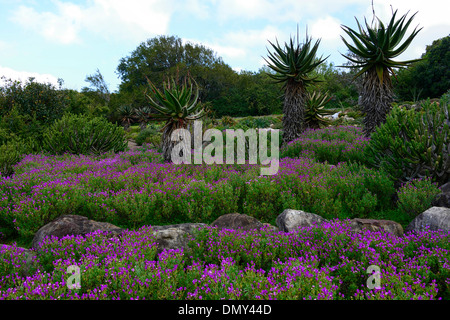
[0,66,60,86]
[11,0,175,44]
[12,4,82,44]
[310,16,342,41]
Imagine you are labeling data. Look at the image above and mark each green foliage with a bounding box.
[134,124,161,147]
[341,9,422,83]
[146,77,203,122]
[309,62,359,109]
[304,91,333,129]
[42,113,128,156]
[0,78,67,126]
[364,96,450,186]
[264,32,327,87]
[280,126,369,165]
[0,141,22,178]
[395,35,450,100]
[397,177,441,219]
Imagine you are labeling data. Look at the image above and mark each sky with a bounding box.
[1,0,449,93]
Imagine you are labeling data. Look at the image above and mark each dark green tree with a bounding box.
[394,35,450,101]
[116,35,235,109]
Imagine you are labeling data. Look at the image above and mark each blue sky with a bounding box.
[1,0,449,92]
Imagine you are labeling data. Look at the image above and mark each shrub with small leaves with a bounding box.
[397,177,441,218]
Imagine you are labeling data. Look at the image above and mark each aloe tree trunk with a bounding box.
[282,80,307,144]
[360,68,394,137]
[161,120,190,162]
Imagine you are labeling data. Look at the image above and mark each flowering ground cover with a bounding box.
[0,220,448,300]
[1,128,394,243]
[0,125,448,300]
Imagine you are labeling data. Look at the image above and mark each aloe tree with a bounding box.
[134,106,152,130]
[341,9,422,137]
[304,91,333,129]
[118,105,135,131]
[265,31,327,144]
[146,77,204,162]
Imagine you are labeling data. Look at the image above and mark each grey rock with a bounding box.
[210,213,265,232]
[31,215,125,251]
[349,218,404,236]
[276,209,328,232]
[151,223,207,254]
[431,182,450,208]
[405,206,450,233]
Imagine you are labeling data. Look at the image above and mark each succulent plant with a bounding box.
[304,91,333,129]
[364,96,450,187]
[145,77,203,162]
[264,29,327,144]
[341,9,422,137]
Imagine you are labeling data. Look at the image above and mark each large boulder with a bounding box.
[349,218,403,236]
[276,209,328,232]
[31,215,124,251]
[405,207,450,233]
[151,223,207,254]
[431,182,450,208]
[210,213,265,232]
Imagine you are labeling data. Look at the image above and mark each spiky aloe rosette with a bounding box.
[341,9,422,137]
[146,77,204,162]
[304,91,333,129]
[365,96,450,187]
[265,31,327,144]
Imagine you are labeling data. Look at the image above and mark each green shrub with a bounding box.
[42,113,127,156]
[0,78,67,126]
[397,177,441,218]
[0,141,22,178]
[364,97,450,187]
[135,125,161,147]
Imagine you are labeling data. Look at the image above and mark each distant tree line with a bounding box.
[1,34,447,135]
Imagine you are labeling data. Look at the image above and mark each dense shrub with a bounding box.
[397,177,441,218]
[0,78,67,126]
[42,113,128,156]
[364,97,450,187]
[134,125,161,147]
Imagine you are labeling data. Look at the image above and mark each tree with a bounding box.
[145,77,203,162]
[341,9,422,136]
[82,68,111,104]
[394,35,450,101]
[116,35,233,109]
[264,30,327,144]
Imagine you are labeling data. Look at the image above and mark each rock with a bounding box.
[210,213,265,232]
[431,182,450,208]
[151,223,207,254]
[276,209,328,232]
[405,206,450,233]
[349,218,403,236]
[31,215,125,251]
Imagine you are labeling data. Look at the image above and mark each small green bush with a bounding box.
[135,125,161,147]
[42,113,127,156]
[397,177,441,218]
[0,141,22,178]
